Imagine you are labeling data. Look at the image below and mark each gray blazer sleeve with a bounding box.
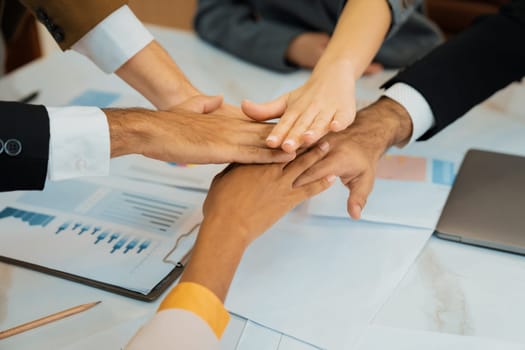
[194,0,426,72]
[385,0,425,37]
[194,0,304,72]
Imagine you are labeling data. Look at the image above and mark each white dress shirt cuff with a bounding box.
[382,83,436,143]
[46,107,110,181]
[72,5,154,73]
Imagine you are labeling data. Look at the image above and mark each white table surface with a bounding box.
[1,26,525,350]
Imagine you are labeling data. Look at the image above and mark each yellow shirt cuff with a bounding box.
[158,282,230,338]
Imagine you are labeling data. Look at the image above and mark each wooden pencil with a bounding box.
[0,301,101,340]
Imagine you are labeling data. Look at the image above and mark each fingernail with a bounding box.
[326,175,336,183]
[304,130,315,137]
[319,141,330,152]
[331,121,339,129]
[266,135,278,143]
[283,139,296,148]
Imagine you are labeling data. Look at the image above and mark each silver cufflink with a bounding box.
[4,139,22,156]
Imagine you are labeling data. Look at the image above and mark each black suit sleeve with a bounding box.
[0,101,49,191]
[382,0,525,140]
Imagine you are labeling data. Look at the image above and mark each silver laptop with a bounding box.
[435,149,525,255]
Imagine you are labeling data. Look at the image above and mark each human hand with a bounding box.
[363,62,383,76]
[202,141,335,247]
[294,97,413,219]
[242,59,357,153]
[286,32,330,69]
[105,95,294,164]
[215,101,252,121]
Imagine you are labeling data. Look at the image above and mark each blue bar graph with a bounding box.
[0,208,154,255]
[0,207,55,227]
[53,222,152,254]
[18,180,192,235]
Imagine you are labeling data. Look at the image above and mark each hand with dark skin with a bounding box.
[180,142,335,301]
[295,97,413,219]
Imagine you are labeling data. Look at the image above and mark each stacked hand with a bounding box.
[294,97,413,219]
[203,141,336,246]
[182,142,336,301]
[242,59,357,153]
[105,95,295,165]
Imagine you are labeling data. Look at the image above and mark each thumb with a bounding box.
[177,95,224,114]
[345,172,375,220]
[242,94,288,121]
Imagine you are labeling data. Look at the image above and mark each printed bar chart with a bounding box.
[18,180,193,235]
[0,207,55,227]
[88,192,190,234]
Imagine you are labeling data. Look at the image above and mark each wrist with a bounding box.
[347,98,413,161]
[374,97,413,147]
[200,214,251,251]
[104,108,153,158]
[156,81,200,110]
[315,55,359,80]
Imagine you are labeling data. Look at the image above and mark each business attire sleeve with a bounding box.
[46,107,110,181]
[125,282,230,349]
[71,5,154,73]
[0,102,49,191]
[194,0,439,72]
[382,0,525,140]
[18,0,126,49]
[194,0,305,72]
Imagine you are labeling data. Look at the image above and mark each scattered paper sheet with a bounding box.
[225,213,433,349]
[354,325,525,350]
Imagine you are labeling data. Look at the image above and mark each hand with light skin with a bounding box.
[180,142,336,301]
[116,41,273,150]
[242,0,391,154]
[295,97,413,220]
[104,95,295,165]
[286,32,331,69]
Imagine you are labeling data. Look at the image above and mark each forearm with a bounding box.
[318,0,391,78]
[116,41,199,110]
[382,2,525,139]
[104,108,148,158]
[180,217,247,302]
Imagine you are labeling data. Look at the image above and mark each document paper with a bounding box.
[0,177,205,295]
[225,214,433,349]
